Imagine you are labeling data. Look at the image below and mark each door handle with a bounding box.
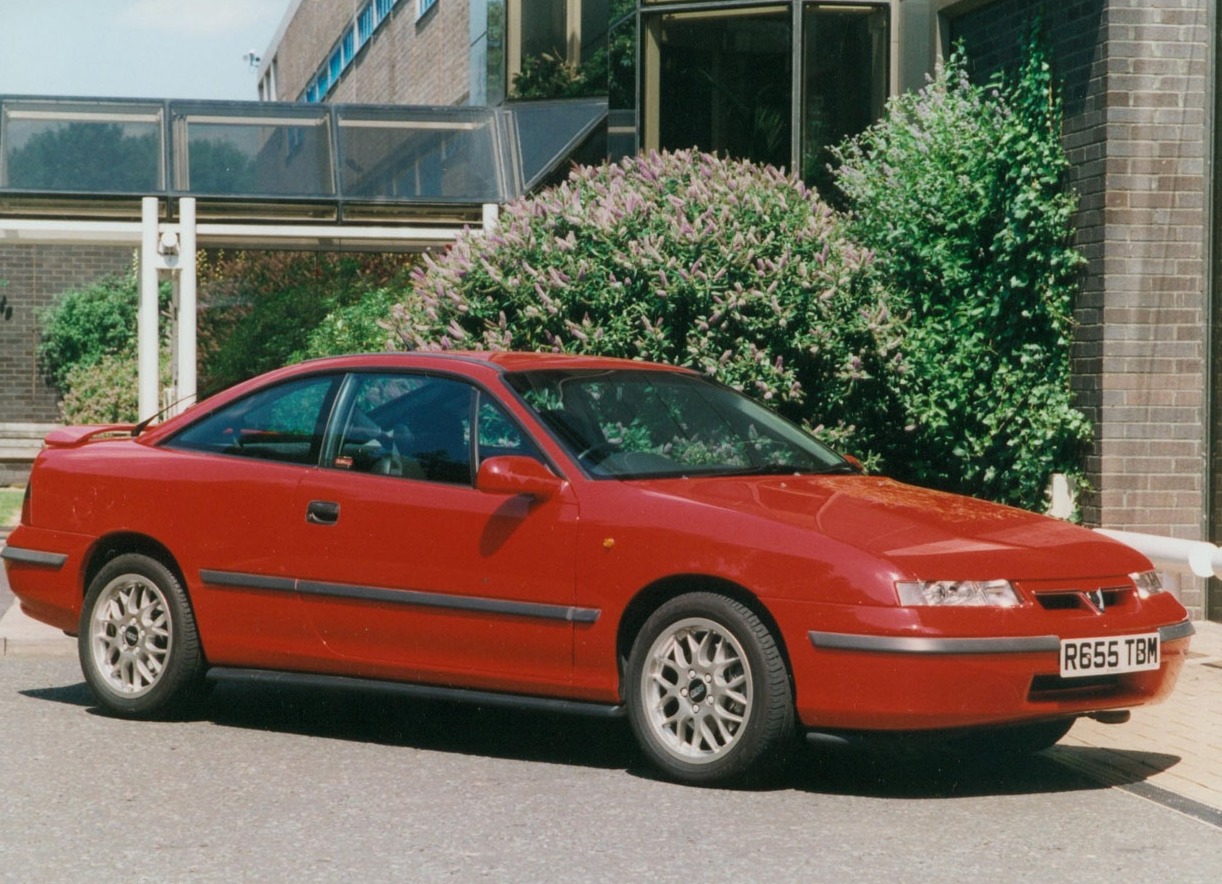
[306,500,340,525]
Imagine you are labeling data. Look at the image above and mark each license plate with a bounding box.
[1060,633,1160,678]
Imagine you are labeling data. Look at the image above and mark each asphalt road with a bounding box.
[1,656,1219,883]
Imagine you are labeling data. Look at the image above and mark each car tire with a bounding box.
[626,592,794,786]
[78,553,203,718]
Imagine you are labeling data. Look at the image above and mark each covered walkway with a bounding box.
[0,95,606,419]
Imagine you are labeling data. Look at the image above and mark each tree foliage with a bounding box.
[832,40,1089,509]
[294,286,400,360]
[198,251,414,392]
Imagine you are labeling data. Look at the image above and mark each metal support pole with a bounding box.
[138,197,160,422]
[177,197,198,410]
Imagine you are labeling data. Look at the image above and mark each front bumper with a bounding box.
[772,596,1194,732]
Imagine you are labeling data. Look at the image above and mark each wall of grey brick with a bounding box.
[0,245,133,425]
[951,0,1210,619]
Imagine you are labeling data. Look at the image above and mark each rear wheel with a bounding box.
[626,593,793,786]
[79,553,203,718]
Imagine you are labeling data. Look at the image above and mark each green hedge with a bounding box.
[832,41,1089,510]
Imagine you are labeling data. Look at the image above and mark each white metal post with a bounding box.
[177,197,198,410]
[138,197,160,422]
[482,202,499,232]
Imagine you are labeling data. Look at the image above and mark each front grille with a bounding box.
[1031,586,1129,613]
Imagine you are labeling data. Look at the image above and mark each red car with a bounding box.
[2,352,1193,785]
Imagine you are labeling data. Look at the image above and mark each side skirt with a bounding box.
[205,667,626,719]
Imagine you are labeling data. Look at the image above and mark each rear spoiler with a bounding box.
[43,425,139,449]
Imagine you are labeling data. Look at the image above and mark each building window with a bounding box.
[639,2,889,178]
[643,5,792,170]
[418,0,438,19]
[801,3,888,189]
[304,0,403,102]
[341,25,356,64]
[357,2,375,45]
[507,0,610,100]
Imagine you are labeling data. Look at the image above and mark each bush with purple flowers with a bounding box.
[386,149,904,456]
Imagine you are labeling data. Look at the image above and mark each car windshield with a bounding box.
[505,369,850,479]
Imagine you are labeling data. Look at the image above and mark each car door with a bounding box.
[291,371,582,693]
[157,371,342,666]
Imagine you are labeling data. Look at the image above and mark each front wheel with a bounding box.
[79,553,203,718]
[626,593,794,786]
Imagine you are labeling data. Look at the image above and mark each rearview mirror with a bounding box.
[476,456,565,500]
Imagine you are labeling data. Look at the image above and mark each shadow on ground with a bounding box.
[20,675,1180,800]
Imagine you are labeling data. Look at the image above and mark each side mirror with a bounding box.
[842,454,866,474]
[476,456,565,500]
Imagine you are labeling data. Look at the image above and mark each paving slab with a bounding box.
[1050,620,1222,818]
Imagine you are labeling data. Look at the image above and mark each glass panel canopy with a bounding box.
[172,102,334,197]
[337,107,503,202]
[0,96,608,219]
[0,100,163,192]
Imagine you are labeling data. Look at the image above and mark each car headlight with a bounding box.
[895,579,1021,608]
[1130,570,1164,598]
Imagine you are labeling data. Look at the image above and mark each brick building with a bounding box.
[0,246,132,483]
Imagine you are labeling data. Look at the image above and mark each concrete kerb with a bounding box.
[0,598,74,656]
[1050,620,1222,820]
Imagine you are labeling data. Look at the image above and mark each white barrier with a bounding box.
[1094,528,1218,579]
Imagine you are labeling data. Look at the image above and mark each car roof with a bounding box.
[293,350,698,375]
[138,351,698,443]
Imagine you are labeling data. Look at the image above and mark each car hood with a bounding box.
[639,474,1150,581]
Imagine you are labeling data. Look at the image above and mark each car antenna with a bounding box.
[131,392,201,436]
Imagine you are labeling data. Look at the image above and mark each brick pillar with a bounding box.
[1088,1,1209,619]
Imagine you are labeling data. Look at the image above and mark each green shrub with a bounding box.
[37,270,161,390]
[388,149,903,457]
[293,286,399,360]
[511,50,609,100]
[59,353,137,424]
[832,41,1089,511]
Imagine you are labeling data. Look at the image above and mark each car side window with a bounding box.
[330,373,475,485]
[165,375,338,465]
[476,395,543,465]
[328,375,546,484]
